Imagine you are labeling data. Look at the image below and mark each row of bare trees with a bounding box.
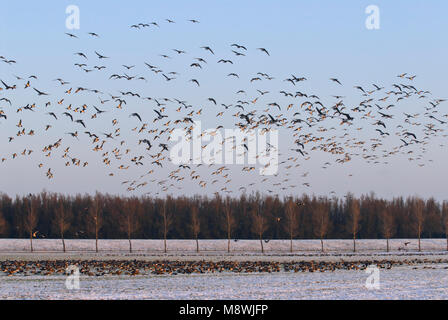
[0,192,447,253]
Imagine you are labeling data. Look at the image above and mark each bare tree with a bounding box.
[348,199,361,252]
[413,198,425,252]
[6,191,448,249]
[252,200,267,253]
[53,199,71,252]
[284,198,299,252]
[380,207,394,252]
[312,201,329,252]
[87,194,102,253]
[160,199,173,253]
[223,197,236,253]
[121,197,140,253]
[24,195,39,252]
[443,202,448,251]
[191,205,200,252]
[0,210,7,236]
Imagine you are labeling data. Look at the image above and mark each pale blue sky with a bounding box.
[0,1,447,199]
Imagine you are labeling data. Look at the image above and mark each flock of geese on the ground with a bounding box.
[3,258,445,276]
[0,18,446,196]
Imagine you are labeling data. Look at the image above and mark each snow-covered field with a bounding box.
[2,264,448,299]
[1,238,448,263]
[1,239,448,299]
[0,238,446,254]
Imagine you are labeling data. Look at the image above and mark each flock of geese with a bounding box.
[0,17,446,196]
[1,258,417,276]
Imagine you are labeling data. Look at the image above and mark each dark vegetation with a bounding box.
[0,192,447,252]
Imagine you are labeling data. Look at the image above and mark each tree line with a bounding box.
[0,191,447,253]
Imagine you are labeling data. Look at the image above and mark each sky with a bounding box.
[0,1,448,200]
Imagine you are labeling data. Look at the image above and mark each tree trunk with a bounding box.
[61,232,66,253]
[227,224,231,253]
[30,231,33,252]
[418,236,421,252]
[260,235,264,253]
[128,214,132,253]
[418,227,421,252]
[164,221,167,253]
[95,225,98,253]
[276,223,279,239]
[290,234,293,253]
[196,237,199,253]
[320,238,324,252]
[353,235,356,253]
[446,235,448,251]
[386,238,389,252]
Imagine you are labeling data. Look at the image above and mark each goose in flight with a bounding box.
[1,80,16,90]
[139,139,152,149]
[195,57,207,64]
[330,78,342,85]
[47,112,58,120]
[94,106,106,114]
[66,131,79,139]
[217,59,233,64]
[130,113,142,122]
[172,49,186,54]
[354,86,366,93]
[75,119,86,128]
[65,33,78,38]
[189,79,200,86]
[403,132,417,140]
[62,112,74,121]
[231,43,247,50]
[257,48,270,56]
[373,84,384,91]
[0,98,11,105]
[154,110,167,119]
[376,129,389,136]
[33,88,49,96]
[95,51,109,59]
[400,139,410,147]
[201,46,214,55]
[74,52,88,59]
[231,50,246,56]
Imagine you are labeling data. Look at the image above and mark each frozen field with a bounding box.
[0,238,447,254]
[2,264,448,299]
[1,239,448,299]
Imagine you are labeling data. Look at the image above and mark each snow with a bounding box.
[1,239,447,299]
[0,238,445,254]
[1,265,448,299]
